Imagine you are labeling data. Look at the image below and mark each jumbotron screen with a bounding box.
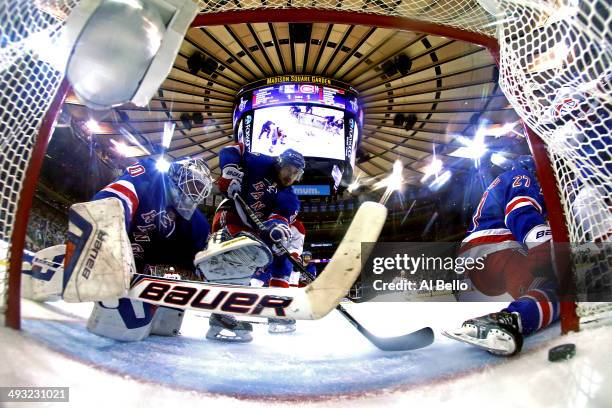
[234,77,361,192]
[251,105,345,160]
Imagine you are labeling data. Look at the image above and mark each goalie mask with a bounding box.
[167,158,212,220]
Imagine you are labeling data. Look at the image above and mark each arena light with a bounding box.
[481,121,520,138]
[428,170,452,192]
[455,132,487,159]
[156,156,171,172]
[85,119,102,133]
[110,138,149,157]
[62,0,197,110]
[162,121,175,148]
[110,139,130,156]
[347,173,364,193]
[373,160,404,191]
[388,159,404,191]
[491,153,510,167]
[374,160,405,205]
[420,158,443,183]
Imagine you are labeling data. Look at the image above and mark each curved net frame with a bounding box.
[1,0,610,329]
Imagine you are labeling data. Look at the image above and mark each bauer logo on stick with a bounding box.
[134,277,294,316]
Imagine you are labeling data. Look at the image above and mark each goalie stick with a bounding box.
[233,194,434,352]
[127,201,385,321]
[26,201,380,322]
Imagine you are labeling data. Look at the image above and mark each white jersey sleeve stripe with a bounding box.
[101,180,139,218]
[504,196,542,226]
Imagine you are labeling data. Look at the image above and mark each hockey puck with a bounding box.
[548,343,576,362]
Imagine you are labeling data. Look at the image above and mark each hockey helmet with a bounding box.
[512,155,537,175]
[278,148,305,170]
[302,250,312,258]
[277,148,305,185]
[168,158,212,220]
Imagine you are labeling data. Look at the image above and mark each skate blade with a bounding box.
[268,325,297,334]
[206,328,253,343]
[442,329,514,355]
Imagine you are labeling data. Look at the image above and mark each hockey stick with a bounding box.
[233,194,434,351]
[127,200,385,321]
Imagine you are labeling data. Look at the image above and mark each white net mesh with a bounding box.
[497,0,611,243]
[0,0,78,311]
[196,0,498,35]
[495,0,611,312]
[1,0,610,325]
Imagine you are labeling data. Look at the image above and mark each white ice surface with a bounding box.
[1,299,611,407]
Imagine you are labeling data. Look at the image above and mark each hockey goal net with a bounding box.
[1,0,610,332]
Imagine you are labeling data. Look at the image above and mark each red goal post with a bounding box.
[1,0,609,332]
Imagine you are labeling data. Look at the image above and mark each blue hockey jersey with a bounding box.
[305,262,318,277]
[219,143,300,224]
[461,167,549,251]
[93,158,210,272]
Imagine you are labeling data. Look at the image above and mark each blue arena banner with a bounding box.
[292,185,330,196]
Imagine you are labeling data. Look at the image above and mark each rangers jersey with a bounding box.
[93,158,210,273]
[461,167,550,254]
[219,143,300,225]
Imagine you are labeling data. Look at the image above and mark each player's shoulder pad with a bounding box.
[123,158,158,179]
[277,188,300,216]
[248,151,276,166]
[223,142,246,156]
[291,219,306,234]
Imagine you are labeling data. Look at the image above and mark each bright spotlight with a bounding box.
[491,153,509,167]
[373,160,405,205]
[162,121,175,148]
[421,158,443,182]
[110,139,130,156]
[456,132,487,159]
[373,160,404,191]
[388,160,404,191]
[85,119,102,133]
[156,156,171,172]
[429,170,452,192]
[348,180,360,193]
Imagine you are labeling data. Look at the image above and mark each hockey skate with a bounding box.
[442,311,523,356]
[206,313,253,343]
[268,318,296,334]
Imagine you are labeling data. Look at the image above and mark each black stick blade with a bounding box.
[359,326,435,351]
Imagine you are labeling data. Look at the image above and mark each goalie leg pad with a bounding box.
[63,198,135,302]
[21,245,66,302]
[150,306,184,336]
[195,229,272,285]
[87,298,156,341]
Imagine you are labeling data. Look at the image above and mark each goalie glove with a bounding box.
[217,164,243,198]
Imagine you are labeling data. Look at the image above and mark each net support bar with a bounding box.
[524,126,577,334]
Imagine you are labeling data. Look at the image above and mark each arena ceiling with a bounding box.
[63,18,523,186]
